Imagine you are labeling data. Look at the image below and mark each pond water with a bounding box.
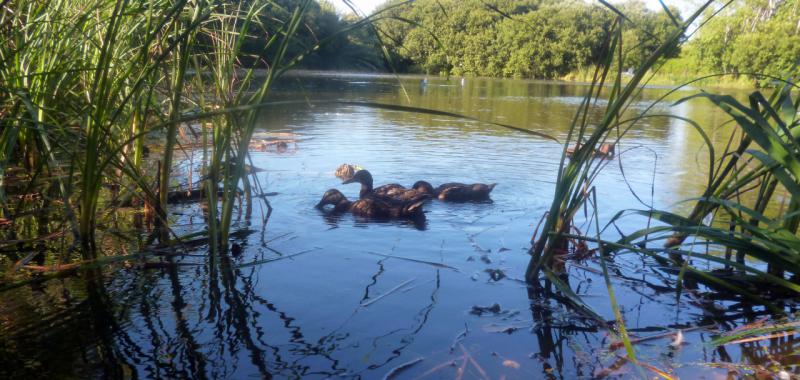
[1,73,796,379]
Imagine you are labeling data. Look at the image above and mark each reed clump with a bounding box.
[611,78,800,297]
[528,0,799,312]
[0,0,427,269]
[525,1,713,282]
[0,0,322,263]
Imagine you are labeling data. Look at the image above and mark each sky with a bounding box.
[331,0,700,18]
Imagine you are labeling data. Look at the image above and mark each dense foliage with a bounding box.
[236,0,798,84]
[684,0,800,81]
[245,0,385,70]
[374,0,680,78]
[342,0,795,84]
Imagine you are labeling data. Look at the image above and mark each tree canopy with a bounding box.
[686,0,800,81]
[264,0,799,85]
[374,0,680,78]
[242,0,385,70]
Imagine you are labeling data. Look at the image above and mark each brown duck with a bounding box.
[412,180,496,202]
[341,170,422,200]
[315,189,426,218]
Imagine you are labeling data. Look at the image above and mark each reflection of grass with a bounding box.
[637,73,756,90]
[564,53,768,90]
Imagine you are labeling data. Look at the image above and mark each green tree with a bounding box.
[374,0,681,79]
[686,0,800,82]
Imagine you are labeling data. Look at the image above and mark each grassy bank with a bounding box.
[562,60,760,90]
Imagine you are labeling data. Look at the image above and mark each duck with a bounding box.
[342,169,419,200]
[411,180,496,202]
[597,142,615,157]
[315,189,426,219]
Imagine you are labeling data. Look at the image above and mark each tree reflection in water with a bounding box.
[60,242,443,379]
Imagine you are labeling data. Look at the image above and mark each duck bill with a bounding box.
[341,177,356,185]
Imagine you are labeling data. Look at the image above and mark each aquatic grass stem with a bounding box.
[217,0,312,248]
[159,0,203,239]
[588,188,641,376]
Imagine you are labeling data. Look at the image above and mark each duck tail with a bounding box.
[487,183,497,193]
[405,199,426,216]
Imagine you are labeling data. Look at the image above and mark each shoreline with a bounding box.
[282,68,740,92]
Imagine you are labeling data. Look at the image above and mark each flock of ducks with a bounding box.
[315,164,497,219]
[565,142,616,158]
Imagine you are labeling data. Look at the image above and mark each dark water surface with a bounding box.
[1,73,796,379]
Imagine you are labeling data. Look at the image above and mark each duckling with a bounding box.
[220,161,265,174]
[412,180,496,202]
[315,189,426,218]
[315,189,351,213]
[385,185,432,201]
[342,169,411,200]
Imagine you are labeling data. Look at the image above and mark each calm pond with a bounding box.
[1,73,793,379]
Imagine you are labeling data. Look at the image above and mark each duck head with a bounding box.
[412,180,435,195]
[342,169,372,186]
[342,169,374,198]
[315,189,350,212]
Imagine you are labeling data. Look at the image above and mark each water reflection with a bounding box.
[318,209,428,231]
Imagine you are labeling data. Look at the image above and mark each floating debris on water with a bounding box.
[485,268,506,281]
[470,303,502,316]
[670,330,684,348]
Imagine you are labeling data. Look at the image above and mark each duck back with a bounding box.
[350,193,427,218]
[373,183,406,197]
[437,183,496,201]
